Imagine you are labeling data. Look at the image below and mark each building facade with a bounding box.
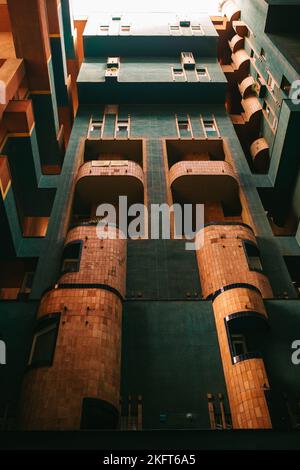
[0,0,300,445]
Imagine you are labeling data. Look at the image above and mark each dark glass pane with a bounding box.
[31,326,57,365]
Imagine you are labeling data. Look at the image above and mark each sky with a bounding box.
[70,0,221,17]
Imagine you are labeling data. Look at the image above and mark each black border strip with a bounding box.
[58,283,124,302]
[208,283,261,302]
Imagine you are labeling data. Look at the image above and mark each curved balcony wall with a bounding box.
[19,226,127,430]
[195,223,273,429]
[250,138,270,173]
[0,59,25,111]
[213,287,272,429]
[229,34,244,53]
[170,161,241,213]
[232,21,249,37]
[221,0,241,22]
[231,50,250,82]
[76,160,144,206]
[241,96,262,123]
[195,223,273,299]
[238,76,256,99]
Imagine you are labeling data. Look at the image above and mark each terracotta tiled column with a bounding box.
[19,225,127,430]
[196,223,273,429]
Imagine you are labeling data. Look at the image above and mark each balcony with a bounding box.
[75,160,144,207]
[250,138,270,173]
[221,1,241,23]
[229,34,244,53]
[170,160,240,214]
[232,21,249,38]
[166,139,226,168]
[0,58,25,116]
[238,76,255,99]
[231,50,250,81]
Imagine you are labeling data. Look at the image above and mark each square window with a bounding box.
[28,315,60,367]
[231,334,247,357]
[116,120,129,137]
[203,119,218,137]
[197,67,207,77]
[88,120,103,139]
[243,240,263,272]
[191,24,203,35]
[281,75,291,97]
[178,120,190,131]
[61,241,82,274]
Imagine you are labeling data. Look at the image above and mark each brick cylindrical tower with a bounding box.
[196,223,273,429]
[19,225,127,430]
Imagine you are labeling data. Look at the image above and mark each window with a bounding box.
[19,272,34,298]
[170,25,180,35]
[172,67,185,81]
[28,315,60,367]
[263,101,270,117]
[121,25,131,33]
[231,334,247,357]
[196,67,207,79]
[178,120,190,131]
[100,25,109,33]
[191,24,203,35]
[260,48,266,60]
[267,71,276,92]
[202,118,219,137]
[112,16,121,21]
[250,49,255,58]
[263,102,277,130]
[181,52,195,69]
[243,240,263,272]
[116,119,129,138]
[88,119,103,139]
[61,241,82,274]
[180,20,190,27]
[281,75,291,97]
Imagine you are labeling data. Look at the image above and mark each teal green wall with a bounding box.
[121,300,227,430]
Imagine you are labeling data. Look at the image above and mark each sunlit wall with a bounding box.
[71,0,221,17]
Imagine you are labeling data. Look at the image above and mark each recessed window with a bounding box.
[121,25,131,33]
[243,240,263,272]
[19,272,35,299]
[281,75,291,97]
[172,67,185,81]
[267,71,276,92]
[260,48,266,60]
[231,334,248,357]
[88,119,103,139]
[191,24,203,35]
[28,315,60,367]
[100,25,109,33]
[61,241,82,274]
[180,20,191,27]
[250,49,254,58]
[181,51,196,69]
[202,118,218,137]
[196,67,207,79]
[178,120,190,131]
[170,25,180,34]
[116,119,129,138]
